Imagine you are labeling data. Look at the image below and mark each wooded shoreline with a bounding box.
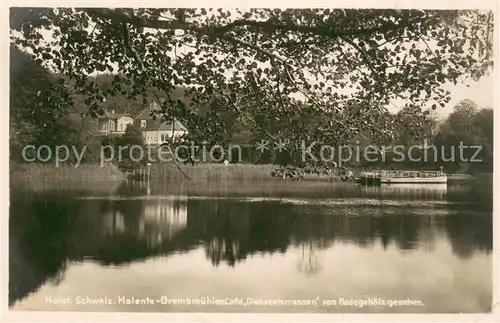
[10,162,491,182]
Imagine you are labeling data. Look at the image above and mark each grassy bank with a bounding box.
[10,163,125,180]
[153,163,275,180]
[10,162,339,182]
[145,162,339,181]
[10,163,126,197]
[11,179,125,198]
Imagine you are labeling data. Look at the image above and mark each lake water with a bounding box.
[9,179,492,313]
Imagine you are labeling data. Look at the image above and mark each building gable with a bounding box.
[135,101,162,120]
[158,120,188,132]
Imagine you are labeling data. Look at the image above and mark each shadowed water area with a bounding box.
[9,178,493,313]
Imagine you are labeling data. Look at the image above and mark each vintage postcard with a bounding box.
[3,0,499,322]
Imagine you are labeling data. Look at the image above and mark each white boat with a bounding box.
[378,169,448,184]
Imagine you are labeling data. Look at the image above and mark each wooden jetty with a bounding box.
[125,165,151,181]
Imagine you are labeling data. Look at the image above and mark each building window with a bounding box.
[141,120,146,128]
[160,134,166,142]
[119,124,123,131]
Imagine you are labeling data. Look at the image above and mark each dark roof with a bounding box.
[158,120,188,132]
[135,101,162,120]
[139,118,188,132]
[135,101,188,132]
[135,108,154,120]
[97,111,133,120]
[141,118,164,131]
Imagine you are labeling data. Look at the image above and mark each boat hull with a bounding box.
[380,176,447,184]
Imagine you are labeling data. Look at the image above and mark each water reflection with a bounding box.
[100,197,188,248]
[9,179,493,312]
[370,183,448,199]
[296,240,322,276]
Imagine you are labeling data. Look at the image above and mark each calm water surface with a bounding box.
[9,179,492,313]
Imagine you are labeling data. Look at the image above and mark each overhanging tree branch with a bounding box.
[81,8,434,44]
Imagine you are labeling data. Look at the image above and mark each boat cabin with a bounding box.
[377,170,445,178]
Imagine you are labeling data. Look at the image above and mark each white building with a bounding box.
[134,102,189,145]
[97,110,134,134]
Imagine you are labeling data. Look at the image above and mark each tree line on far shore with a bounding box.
[10,47,492,174]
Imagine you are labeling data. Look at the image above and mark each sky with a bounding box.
[440,74,495,113]
[19,9,495,119]
[387,73,495,118]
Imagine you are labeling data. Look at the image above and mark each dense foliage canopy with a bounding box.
[10,8,494,168]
